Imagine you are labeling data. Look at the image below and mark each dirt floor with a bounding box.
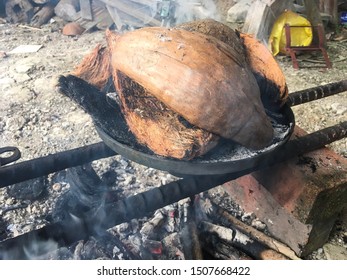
[0,4,346,260]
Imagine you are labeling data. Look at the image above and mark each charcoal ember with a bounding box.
[143,239,163,255]
[72,238,113,260]
[7,176,47,201]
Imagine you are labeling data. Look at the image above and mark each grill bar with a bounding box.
[0,142,116,188]
[287,79,347,106]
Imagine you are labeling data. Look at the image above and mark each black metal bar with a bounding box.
[1,122,345,259]
[0,142,117,188]
[287,79,347,106]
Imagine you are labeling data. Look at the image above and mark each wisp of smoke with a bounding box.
[174,0,221,25]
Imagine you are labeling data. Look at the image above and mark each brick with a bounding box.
[222,126,347,257]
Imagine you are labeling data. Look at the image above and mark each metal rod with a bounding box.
[287,79,347,106]
[0,142,117,188]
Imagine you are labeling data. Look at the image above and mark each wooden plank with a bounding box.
[80,0,93,20]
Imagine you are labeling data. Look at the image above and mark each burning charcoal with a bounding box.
[251,219,267,231]
[73,240,84,260]
[180,199,204,259]
[143,239,163,255]
[7,176,48,201]
[162,232,181,248]
[121,234,143,259]
[74,238,112,260]
[193,193,214,221]
[241,212,256,225]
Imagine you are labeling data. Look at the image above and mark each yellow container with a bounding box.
[269,10,313,56]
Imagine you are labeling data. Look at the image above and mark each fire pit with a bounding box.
[0,78,346,260]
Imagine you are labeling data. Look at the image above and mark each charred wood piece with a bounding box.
[210,204,300,260]
[199,221,289,260]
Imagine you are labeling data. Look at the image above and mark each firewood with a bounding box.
[199,221,289,260]
[213,204,301,260]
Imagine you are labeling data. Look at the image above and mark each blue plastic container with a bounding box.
[341,12,347,25]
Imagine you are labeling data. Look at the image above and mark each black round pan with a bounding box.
[96,104,295,175]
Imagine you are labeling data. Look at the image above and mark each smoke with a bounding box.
[174,0,221,25]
